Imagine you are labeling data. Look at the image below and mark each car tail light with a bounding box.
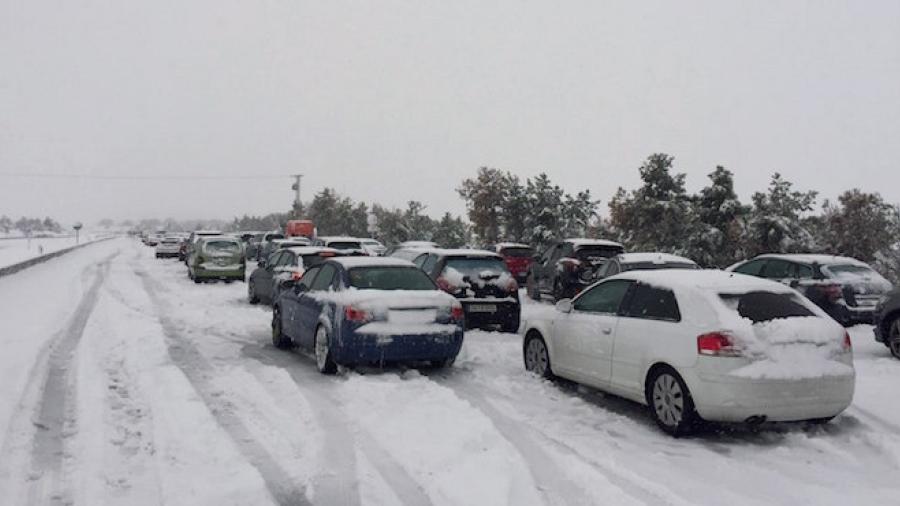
[697,332,742,357]
[291,269,304,281]
[344,305,372,322]
[437,277,458,293]
[506,277,519,293]
[842,331,852,352]
[450,302,464,321]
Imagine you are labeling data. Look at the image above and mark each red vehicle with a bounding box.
[285,220,316,239]
[495,243,534,283]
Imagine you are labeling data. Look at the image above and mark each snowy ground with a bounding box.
[0,235,100,269]
[0,237,899,505]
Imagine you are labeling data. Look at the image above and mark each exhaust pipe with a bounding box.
[744,415,767,425]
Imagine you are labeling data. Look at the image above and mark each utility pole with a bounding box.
[291,174,303,217]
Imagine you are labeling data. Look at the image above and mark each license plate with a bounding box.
[389,309,437,324]
[468,304,497,313]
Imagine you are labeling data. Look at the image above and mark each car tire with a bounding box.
[888,317,900,360]
[248,280,260,304]
[193,277,202,284]
[315,325,338,375]
[527,273,541,301]
[646,366,699,437]
[271,307,293,349]
[523,332,554,379]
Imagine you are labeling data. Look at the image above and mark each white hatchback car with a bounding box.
[522,269,855,436]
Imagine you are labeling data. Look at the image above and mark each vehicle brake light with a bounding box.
[843,331,852,352]
[506,277,519,293]
[450,303,464,321]
[291,270,304,281]
[344,306,372,322]
[320,251,336,257]
[437,277,457,293]
[697,332,742,357]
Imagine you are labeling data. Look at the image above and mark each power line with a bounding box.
[0,172,293,181]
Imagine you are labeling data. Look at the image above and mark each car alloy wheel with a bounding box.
[315,326,337,374]
[652,373,685,428]
[889,319,900,360]
[524,335,552,378]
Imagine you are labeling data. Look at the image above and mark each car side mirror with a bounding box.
[789,279,800,288]
[556,299,573,313]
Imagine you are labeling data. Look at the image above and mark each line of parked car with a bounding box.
[141,228,900,435]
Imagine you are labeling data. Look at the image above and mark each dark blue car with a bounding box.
[271,257,465,374]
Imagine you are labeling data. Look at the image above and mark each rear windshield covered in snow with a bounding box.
[719,291,815,323]
[499,246,533,258]
[826,264,873,276]
[348,267,437,291]
[574,245,623,262]
[203,241,241,253]
[444,257,509,276]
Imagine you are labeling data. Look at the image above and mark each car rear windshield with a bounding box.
[500,246,533,258]
[575,245,623,262]
[623,262,697,272]
[265,234,284,241]
[826,264,873,276]
[719,291,815,323]
[203,241,240,254]
[444,257,509,277]
[329,241,362,250]
[348,267,437,290]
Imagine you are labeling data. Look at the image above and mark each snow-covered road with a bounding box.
[1,238,898,505]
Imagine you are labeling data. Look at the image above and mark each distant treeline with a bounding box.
[0,215,63,235]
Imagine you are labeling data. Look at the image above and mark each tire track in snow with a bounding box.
[426,370,690,506]
[25,252,117,505]
[240,343,435,506]
[135,268,311,506]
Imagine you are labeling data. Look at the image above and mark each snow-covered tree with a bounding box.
[523,173,566,250]
[690,166,749,267]
[745,173,818,256]
[820,189,900,263]
[457,167,511,245]
[432,212,468,248]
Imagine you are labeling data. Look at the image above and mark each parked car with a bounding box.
[360,239,387,256]
[271,257,465,373]
[187,236,246,283]
[727,254,893,326]
[873,289,900,359]
[313,236,366,254]
[384,241,439,257]
[595,253,698,280]
[494,243,534,283]
[182,230,223,263]
[250,232,286,261]
[155,236,183,258]
[528,238,625,301]
[258,238,311,263]
[522,269,855,436]
[411,249,520,332]
[248,247,340,305]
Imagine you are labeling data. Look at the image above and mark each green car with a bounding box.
[188,236,246,283]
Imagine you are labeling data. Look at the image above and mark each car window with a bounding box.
[310,264,338,291]
[277,252,295,268]
[413,253,429,268]
[734,259,765,276]
[762,259,792,279]
[348,267,437,290]
[327,241,362,250]
[719,291,814,322]
[421,254,438,274]
[203,240,240,254]
[573,280,633,314]
[266,251,283,267]
[442,257,509,279]
[622,283,681,322]
[297,266,320,290]
[605,261,620,276]
[793,263,813,279]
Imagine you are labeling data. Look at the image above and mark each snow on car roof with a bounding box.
[283,246,340,255]
[419,248,501,258]
[398,241,438,247]
[755,253,869,266]
[321,236,363,243]
[613,269,794,293]
[618,252,697,265]
[194,230,222,235]
[495,242,532,250]
[331,256,417,268]
[199,235,240,242]
[566,238,624,248]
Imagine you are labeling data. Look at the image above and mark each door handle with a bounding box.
[601,328,612,335]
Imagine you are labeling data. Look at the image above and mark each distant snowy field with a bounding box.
[1,238,899,505]
[0,235,100,269]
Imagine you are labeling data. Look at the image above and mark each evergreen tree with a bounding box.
[523,173,566,250]
[691,166,749,267]
[821,189,900,263]
[457,167,510,244]
[501,173,529,243]
[432,213,468,248]
[745,173,818,255]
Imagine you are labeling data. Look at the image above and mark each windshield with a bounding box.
[826,264,874,276]
[443,257,508,278]
[328,241,362,250]
[719,291,815,323]
[203,241,241,254]
[500,247,533,258]
[575,245,623,262]
[348,266,437,290]
[265,233,284,241]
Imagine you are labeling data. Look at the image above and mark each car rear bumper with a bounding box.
[460,300,519,329]
[687,369,855,422]
[337,328,464,364]
[194,265,245,279]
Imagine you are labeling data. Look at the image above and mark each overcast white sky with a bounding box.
[2,0,899,224]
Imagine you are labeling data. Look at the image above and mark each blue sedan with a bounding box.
[271,257,465,374]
